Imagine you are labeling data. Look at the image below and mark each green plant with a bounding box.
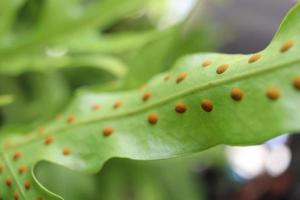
[0,1,299,199]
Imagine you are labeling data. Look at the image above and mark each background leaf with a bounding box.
[0,0,144,75]
[0,72,70,129]
[35,144,225,200]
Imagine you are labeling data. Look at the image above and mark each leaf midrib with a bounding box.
[1,153,27,199]
[2,53,298,152]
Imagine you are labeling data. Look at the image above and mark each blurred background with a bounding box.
[0,0,299,199]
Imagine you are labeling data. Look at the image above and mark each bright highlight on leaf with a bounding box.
[0,94,14,107]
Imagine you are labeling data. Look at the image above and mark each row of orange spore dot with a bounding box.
[37,40,300,145]
[0,155,43,200]
[0,40,297,200]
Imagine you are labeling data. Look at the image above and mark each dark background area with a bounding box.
[205,0,295,53]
